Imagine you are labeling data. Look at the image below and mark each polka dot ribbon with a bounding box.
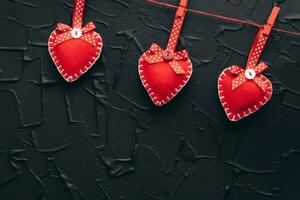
[53,0,98,47]
[230,63,269,92]
[166,0,188,52]
[231,6,280,92]
[145,43,189,74]
[53,22,98,47]
[73,0,85,29]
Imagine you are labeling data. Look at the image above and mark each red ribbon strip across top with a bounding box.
[231,6,280,92]
[145,0,189,74]
[53,0,97,47]
[144,43,189,74]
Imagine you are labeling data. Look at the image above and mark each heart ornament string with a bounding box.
[48,0,103,82]
[139,0,193,107]
[218,6,280,121]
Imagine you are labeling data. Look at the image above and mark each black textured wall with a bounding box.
[0,0,300,199]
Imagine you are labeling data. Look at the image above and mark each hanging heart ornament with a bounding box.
[48,0,103,82]
[218,63,273,121]
[217,6,280,121]
[138,0,192,106]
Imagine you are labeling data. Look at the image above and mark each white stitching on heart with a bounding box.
[217,67,273,121]
[48,30,103,82]
[138,50,193,107]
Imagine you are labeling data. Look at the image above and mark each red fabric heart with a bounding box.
[217,6,279,121]
[139,44,192,106]
[48,25,103,82]
[218,66,272,121]
[138,0,192,106]
[48,0,103,82]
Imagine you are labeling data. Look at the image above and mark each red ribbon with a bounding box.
[231,62,269,92]
[144,43,189,74]
[231,6,280,92]
[53,22,97,47]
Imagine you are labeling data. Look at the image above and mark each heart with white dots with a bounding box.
[218,42,273,121]
[139,44,193,107]
[218,66,272,121]
[217,6,280,121]
[138,0,193,106]
[48,0,103,82]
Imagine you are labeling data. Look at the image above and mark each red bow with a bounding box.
[53,22,97,47]
[231,62,269,92]
[144,43,189,74]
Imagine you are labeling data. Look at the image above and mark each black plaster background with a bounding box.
[0,0,300,199]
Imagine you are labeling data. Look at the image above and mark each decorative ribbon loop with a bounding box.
[166,0,189,52]
[82,22,96,33]
[143,0,190,75]
[53,22,97,47]
[231,6,280,92]
[145,43,189,74]
[56,23,72,32]
[231,62,269,92]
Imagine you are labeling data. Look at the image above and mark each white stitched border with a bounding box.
[48,30,103,82]
[138,51,193,107]
[217,67,273,121]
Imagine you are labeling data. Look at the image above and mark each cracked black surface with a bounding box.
[0,0,300,199]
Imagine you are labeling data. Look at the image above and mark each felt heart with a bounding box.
[48,28,103,82]
[217,7,280,121]
[139,45,192,107]
[138,0,192,106]
[218,67,272,121]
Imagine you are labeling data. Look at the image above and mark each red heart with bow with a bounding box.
[139,0,192,106]
[217,6,280,121]
[139,43,192,106]
[48,0,103,82]
[48,23,103,82]
[218,63,272,121]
